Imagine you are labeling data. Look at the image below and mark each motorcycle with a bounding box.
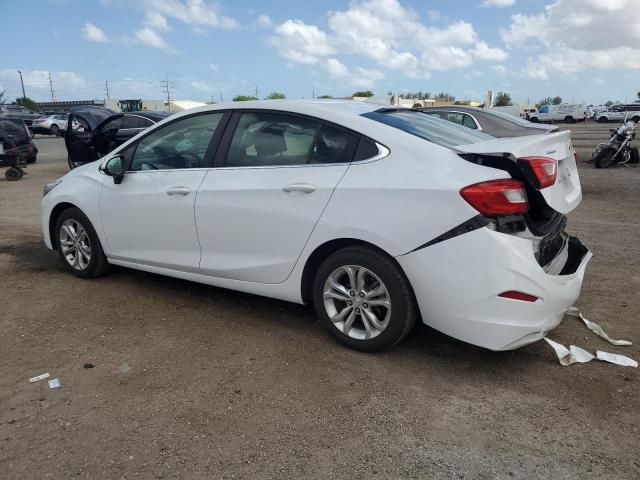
[592,113,639,168]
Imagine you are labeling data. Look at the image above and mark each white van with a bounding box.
[529,104,587,123]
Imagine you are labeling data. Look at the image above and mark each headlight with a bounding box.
[43,179,62,197]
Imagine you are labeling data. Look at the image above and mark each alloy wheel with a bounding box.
[322,265,392,340]
[59,219,92,270]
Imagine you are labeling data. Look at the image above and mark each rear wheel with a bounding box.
[630,147,640,164]
[594,147,618,168]
[564,116,575,123]
[530,117,539,123]
[313,246,416,352]
[597,116,608,123]
[50,124,60,136]
[55,207,109,278]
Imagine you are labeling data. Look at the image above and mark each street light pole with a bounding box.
[17,70,26,99]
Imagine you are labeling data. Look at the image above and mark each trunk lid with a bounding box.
[456,131,581,214]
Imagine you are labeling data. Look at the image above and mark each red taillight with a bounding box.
[460,179,528,216]
[520,156,557,189]
[498,291,539,302]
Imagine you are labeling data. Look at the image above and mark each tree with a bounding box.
[16,97,38,111]
[0,89,6,104]
[317,95,333,99]
[493,91,512,107]
[552,96,562,105]
[605,100,614,107]
[352,90,374,97]
[412,103,422,108]
[636,91,640,101]
[265,92,286,100]
[536,97,553,109]
[389,94,395,105]
[232,95,258,102]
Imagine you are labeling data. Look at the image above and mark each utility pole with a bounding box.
[48,72,56,102]
[17,71,26,99]
[220,92,223,103]
[255,86,258,98]
[312,87,315,99]
[104,81,110,100]
[161,76,173,112]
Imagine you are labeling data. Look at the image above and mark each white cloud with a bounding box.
[492,64,507,74]
[135,27,169,49]
[256,14,273,28]
[137,0,238,30]
[482,0,516,7]
[144,11,171,31]
[324,58,348,77]
[0,69,86,100]
[270,20,335,64]
[209,63,218,72]
[81,22,108,43]
[270,0,505,80]
[500,0,640,79]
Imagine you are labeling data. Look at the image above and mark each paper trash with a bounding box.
[29,373,50,383]
[48,378,63,389]
[565,307,632,346]
[596,351,638,368]
[544,338,594,366]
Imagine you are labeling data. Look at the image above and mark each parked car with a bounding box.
[65,106,171,169]
[528,104,587,123]
[594,104,640,123]
[32,114,68,136]
[42,100,589,352]
[0,104,41,134]
[0,116,38,164]
[421,106,558,137]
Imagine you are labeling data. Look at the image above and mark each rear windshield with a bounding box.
[362,109,493,147]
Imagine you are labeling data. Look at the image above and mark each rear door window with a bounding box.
[310,124,358,164]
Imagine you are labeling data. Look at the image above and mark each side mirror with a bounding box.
[101,155,125,184]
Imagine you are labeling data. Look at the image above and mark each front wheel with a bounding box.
[55,207,110,278]
[629,147,639,164]
[51,124,60,136]
[594,147,618,169]
[313,246,416,352]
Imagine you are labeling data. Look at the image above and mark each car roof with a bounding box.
[126,111,172,121]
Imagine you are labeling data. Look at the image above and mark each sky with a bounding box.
[2,0,640,105]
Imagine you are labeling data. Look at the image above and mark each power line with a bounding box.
[161,76,173,112]
[48,72,56,102]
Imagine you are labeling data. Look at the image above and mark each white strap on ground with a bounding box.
[544,308,637,367]
[565,307,632,346]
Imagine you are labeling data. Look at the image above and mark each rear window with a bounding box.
[362,109,492,147]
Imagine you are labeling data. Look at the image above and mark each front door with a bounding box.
[99,112,227,271]
[65,114,98,166]
[196,111,358,284]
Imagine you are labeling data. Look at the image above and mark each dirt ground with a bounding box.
[1,123,639,479]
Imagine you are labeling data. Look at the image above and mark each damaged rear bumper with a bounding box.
[396,227,591,351]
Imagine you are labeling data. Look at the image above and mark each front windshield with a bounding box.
[362,109,493,147]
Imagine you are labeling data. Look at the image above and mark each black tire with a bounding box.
[564,116,575,123]
[68,154,79,170]
[597,116,608,123]
[313,246,416,352]
[632,116,640,123]
[594,147,618,169]
[530,117,539,123]
[54,207,110,278]
[630,147,640,164]
[5,167,23,181]
[51,124,60,137]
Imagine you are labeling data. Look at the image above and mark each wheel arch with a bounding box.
[300,238,412,305]
[49,202,82,250]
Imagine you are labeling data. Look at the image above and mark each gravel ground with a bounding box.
[1,125,639,479]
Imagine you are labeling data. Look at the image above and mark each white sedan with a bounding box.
[41,100,590,352]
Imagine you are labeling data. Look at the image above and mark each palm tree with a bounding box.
[0,89,6,105]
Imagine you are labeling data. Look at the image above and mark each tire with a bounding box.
[594,147,618,169]
[564,116,575,123]
[630,147,640,165]
[50,124,60,137]
[632,116,640,124]
[312,246,416,352]
[530,117,539,123]
[597,116,608,123]
[54,207,110,278]
[5,167,23,181]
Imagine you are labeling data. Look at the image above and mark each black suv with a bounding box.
[0,117,38,164]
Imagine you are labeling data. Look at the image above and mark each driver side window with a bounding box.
[129,113,223,171]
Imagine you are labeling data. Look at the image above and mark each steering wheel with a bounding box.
[176,151,201,168]
[139,161,159,170]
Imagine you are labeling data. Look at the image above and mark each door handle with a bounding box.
[282,183,316,194]
[166,186,191,196]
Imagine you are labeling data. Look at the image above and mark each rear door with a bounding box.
[195,111,357,284]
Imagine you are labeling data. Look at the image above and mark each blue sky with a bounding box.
[2,0,639,105]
